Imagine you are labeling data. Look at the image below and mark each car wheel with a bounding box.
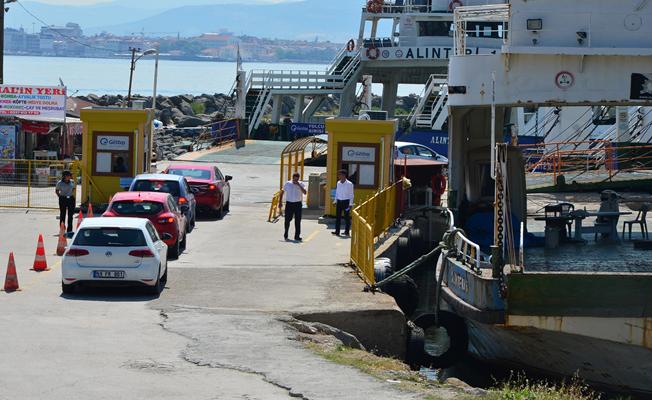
[168,238,180,260]
[180,232,187,252]
[146,266,163,296]
[61,281,75,295]
[224,196,230,212]
[160,266,168,285]
[214,204,223,220]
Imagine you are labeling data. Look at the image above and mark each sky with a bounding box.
[31,0,292,4]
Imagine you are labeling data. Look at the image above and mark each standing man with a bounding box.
[333,169,354,236]
[279,172,307,241]
[55,170,76,233]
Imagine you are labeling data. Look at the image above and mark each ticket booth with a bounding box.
[325,118,397,215]
[80,107,154,207]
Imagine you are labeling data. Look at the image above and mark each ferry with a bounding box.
[425,1,652,394]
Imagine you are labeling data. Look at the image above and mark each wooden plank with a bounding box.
[507,273,652,317]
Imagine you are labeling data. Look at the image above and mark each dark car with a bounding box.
[129,173,197,233]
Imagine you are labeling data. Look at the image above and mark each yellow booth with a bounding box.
[80,107,154,207]
[325,118,397,215]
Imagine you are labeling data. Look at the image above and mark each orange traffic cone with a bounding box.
[56,224,67,256]
[76,210,83,229]
[32,234,49,271]
[87,203,94,218]
[4,252,19,292]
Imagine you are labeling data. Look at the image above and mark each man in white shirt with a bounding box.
[333,169,354,236]
[279,172,307,241]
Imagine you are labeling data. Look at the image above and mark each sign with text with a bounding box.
[361,46,496,61]
[342,146,376,163]
[97,135,130,151]
[289,123,325,137]
[0,85,66,120]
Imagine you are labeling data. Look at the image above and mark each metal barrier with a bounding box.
[350,179,410,285]
[0,159,80,209]
[268,190,283,222]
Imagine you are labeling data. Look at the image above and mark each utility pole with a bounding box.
[127,47,140,106]
[0,0,16,84]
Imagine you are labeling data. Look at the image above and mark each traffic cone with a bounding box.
[56,224,67,256]
[4,252,19,292]
[76,210,83,230]
[87,203,94,218]
[32,234,49,271]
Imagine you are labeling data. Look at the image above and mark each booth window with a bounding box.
[93,133,133,176]
[338,143,379,189]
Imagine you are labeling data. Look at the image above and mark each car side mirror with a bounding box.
[162,233,173,241]
[180,204,190,213]
[225,175,233,181]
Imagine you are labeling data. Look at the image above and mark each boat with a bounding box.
[422,1,652,395]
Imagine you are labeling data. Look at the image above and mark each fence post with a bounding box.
[27,160,32,208]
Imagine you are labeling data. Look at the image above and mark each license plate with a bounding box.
[93,270,125,279]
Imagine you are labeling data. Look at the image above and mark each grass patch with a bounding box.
[486,373,600,400]
[191,101,206,115]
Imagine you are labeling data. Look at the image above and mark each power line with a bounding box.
[14,0,113,52]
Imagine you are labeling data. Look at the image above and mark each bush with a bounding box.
[191,102,206,115]
[488,373,600,400]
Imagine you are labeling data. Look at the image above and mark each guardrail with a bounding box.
[0,159,80,209]
[350,178,410,285]
[268,190,283,222]
[453,230,482,273]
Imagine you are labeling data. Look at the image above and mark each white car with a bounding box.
[395,141,449,163]
[61,217,168,295]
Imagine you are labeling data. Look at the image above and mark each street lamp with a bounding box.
[126,47,159,106]
[0,0,18,84]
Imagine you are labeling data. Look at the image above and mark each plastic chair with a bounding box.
[622,204,649,240]
[544,202,574,237]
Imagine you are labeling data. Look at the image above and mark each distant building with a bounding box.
[41,23,83,39]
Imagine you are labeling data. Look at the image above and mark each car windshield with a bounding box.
[168,168,211,180]
[132,179,181,197]
[74,228,147,247]
[111,201,164,215]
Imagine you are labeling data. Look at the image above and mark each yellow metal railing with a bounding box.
[268,190,283,222]
[0,159,80,209]
[350,178,410,285]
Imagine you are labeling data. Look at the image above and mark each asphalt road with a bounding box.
[0,158,415,400]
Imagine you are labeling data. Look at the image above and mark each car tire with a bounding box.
[146,266,163,296]
[61,281,75,295]
[224,196,230,212]
[215,204,223,220]
[180,232,187,252]
[160,266,168,285]
[168,238,180,260]
[187,215,195,233]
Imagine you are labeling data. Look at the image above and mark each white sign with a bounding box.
[97,135,130,151]
[342,146,376,163]
[361,46,497,61]
[555,71,575,89]
[0,84,66,120]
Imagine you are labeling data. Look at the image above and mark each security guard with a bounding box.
[55,170,76,232]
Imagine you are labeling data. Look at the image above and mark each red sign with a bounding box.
[21,120,50,135]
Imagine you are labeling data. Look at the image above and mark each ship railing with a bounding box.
[361,4,449,15]
[452,230,482,273]
[453,4,510,56]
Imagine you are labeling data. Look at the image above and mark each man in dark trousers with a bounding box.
[55,170,76,232]
[332,169,354,236]
[278,172,307,241]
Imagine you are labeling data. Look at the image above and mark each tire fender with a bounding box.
[412,311,468,369]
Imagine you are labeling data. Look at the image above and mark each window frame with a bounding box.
[338,142,380,190]
[92,131,134,177]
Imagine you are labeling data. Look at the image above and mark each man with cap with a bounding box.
[55,170,76,232]
[278,172,307,241]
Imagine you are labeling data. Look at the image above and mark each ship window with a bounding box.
[418,21,453,37]
[466,22,507,39]
[592,106,616,126]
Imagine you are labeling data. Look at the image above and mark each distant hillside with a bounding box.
[8,1,158,31]
[8,0,361,42]
[89,0,361,42]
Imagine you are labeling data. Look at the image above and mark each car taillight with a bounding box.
[129,249,154,258]
[178,197,188,204]
[67,248,89,257]
[208,184,217,191]
[158,215,175,224]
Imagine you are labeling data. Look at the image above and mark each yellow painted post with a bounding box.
[26,160,31,208]
[287,152,293,183]
[280,155,285,189]
[300,149,305,180]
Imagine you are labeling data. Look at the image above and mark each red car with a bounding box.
[102,191,187,259]
[164,164,232,218]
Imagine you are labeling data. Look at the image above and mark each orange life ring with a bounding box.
[449,0,463,11]
[346,39,355,52]
[366,46,379,60]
